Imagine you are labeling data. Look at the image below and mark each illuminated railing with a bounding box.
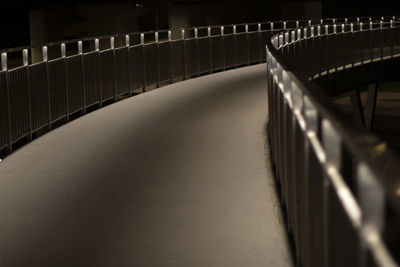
[0,20,294,155]
[0,17,381,155]
[1,14,399,266]
[267,16,400,267]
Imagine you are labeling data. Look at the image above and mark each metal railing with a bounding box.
[0,20,289,155]
[267,16,400,267]
[1,13,400,267]
[0,16,388,155]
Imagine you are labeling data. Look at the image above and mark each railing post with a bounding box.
[309,26,314,77]
[357,163,389,267]
[369,22,374,62]
[283,21,287,30]
[360,22,364,65]
[110,37,118,102]
[317,26,322,77]
[194,28,200,76]
[304,28,308,71]
[168,30,172,83]
[285,32,290,59]
[358,164,385,231]
[350,23,355,68]
[208,26,213,73]
[270,22,274,31]
[308,20,312,27]
[140,33,146,92]
[78,40,87,114]
[303,95,319,267]
[296,20,299,28]
[379,21,384,61]
[221,26,226,70]
[390,20,394,60]
[1,53,6,72]
[246,24,250,65]
[155,32,160,88]
[94,38,103,106]
[322,119,342,267]
[233,25,238,68]
[181,29,186,80]
[42,46,53,130]
[22,49,33,141]
[258,23,262,63]
[61,42,70,122]
[125,35,132,97]
[2,52,12,152]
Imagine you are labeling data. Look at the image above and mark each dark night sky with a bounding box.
[0,0,399,49]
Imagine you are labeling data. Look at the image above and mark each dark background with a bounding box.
[0,0,399,50]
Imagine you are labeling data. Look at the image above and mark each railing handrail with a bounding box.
[266,18,400,266]
[268,25,400,209]
[1,13,400,266]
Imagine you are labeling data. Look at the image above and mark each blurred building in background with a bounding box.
[0,0,399,50]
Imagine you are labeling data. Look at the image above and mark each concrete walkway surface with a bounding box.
[0,64,292,267]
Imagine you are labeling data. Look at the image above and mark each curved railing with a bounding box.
[0,16,389,157]
[267,17,400,266]
[0,20,289,156]
[1,13,400,266]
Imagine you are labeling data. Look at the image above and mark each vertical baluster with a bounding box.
[61,43,70,121]
[125,36,132,97]
[258,23,262,63]
[78,40,87,114]
[208,27,212,73]
[155,32,160,88]
[181,29,186,80]
[94,38,102,106]
[221,26,226,70]
[43,46,52,129]
[168,30,172,83]
[2,52,12,152]
[233,25,238,68]
[140,34,146,92]
[23,49,32,141]
[245,24,250,65]
[194,28,200,76]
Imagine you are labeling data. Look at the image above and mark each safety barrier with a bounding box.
[0,21,287,154]
[267,16,400,267]
[1,14,399,267]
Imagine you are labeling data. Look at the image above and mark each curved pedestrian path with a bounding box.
[0,64,292,267]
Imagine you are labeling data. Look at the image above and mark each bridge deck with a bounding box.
[0,64,292,267]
